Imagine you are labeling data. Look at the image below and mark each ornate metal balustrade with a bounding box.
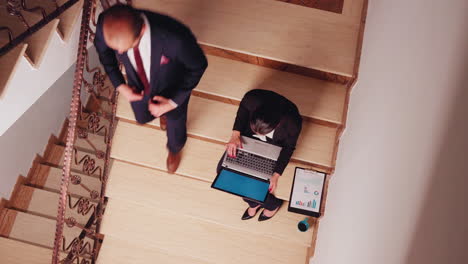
[50,0,131,263]
[0,0,80,56]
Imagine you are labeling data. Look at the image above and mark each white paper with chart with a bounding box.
[290,168,325,214]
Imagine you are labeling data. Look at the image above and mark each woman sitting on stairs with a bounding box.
[216,89,302,221]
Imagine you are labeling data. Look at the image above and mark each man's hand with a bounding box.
[148,96,177,117]
[269,173,280,193]
[226,131,243,158]
[117,84,143,102]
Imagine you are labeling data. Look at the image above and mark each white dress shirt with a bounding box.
[252,129,275,142]
[127,14,177,107]
[127,14,151,83]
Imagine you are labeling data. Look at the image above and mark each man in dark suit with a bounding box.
[218,89,302,221]
[94,5,208,173]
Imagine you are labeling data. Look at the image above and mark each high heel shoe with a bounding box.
[258,205,281,222]
[241,206,263,220]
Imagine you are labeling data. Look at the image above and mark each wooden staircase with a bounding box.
[0,0,367,263]
[0,0,92,139]
[0,1,111,262]
[0,96,111,263]
[0,0,83,98]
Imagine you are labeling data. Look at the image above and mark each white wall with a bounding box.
[0,46,101,199]
[0,63,73,199]
[0,2,100,136]
[0,15,81,136]
[312,0,468,264]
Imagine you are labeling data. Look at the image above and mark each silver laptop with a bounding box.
[222,136,282,180]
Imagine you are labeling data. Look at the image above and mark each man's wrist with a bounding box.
[162,101,176,113]
[117,84,130,95]
[116,83,126,91]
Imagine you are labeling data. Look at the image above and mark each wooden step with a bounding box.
[0,208,94,250]
[343,0,366,18]
[98,97,114,114]
[29,163,102,198]
[77,112,112,137]
[0,6,60,67]
[117,95,336,167]
[99,76,116,104]
[0,7,41,39]
[86,89,115,115]
[195,55,347,125]
[100,197,309,264]
[26,0,84,42]
[276,0,344,13]
[55,0,83,41]
[107,160,316,247]
[133,0,362,76]
[98,235,211,264]
[59,117,108,154]
[0,38,28,99]
[9,185,97,225]
[112,121,321,200]
[44,144,105,178]
[0,237,66,264]
[73,132,107,154]
[24,18,60,68]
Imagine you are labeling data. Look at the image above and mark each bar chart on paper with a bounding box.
[295,200,318,209]
[290,168,326,214]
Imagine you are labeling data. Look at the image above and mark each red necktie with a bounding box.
[133,45,150,95]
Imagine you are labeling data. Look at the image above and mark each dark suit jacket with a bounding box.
[94,9,208,105]
[233,89,302,175]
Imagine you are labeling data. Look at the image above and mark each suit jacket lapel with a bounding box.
[149,24,164,94]
[121,53,144,91]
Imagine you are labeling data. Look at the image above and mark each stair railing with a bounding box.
[50,0,130,263]
[51,0,94,262]
[0,0,80,56]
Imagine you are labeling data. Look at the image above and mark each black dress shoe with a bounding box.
[258,211,272,222]
[258,207,281,222]
[241,206,262,220]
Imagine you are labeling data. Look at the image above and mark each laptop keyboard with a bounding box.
[225,150,276,175]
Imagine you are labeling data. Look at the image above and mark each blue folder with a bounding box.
[212,168,270,203]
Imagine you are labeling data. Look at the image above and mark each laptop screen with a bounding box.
[212,169,270,203]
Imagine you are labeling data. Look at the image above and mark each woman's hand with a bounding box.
[226,131,243,157]
[269,173,280,193]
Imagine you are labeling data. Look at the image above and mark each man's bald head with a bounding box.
[102,5,144,53]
